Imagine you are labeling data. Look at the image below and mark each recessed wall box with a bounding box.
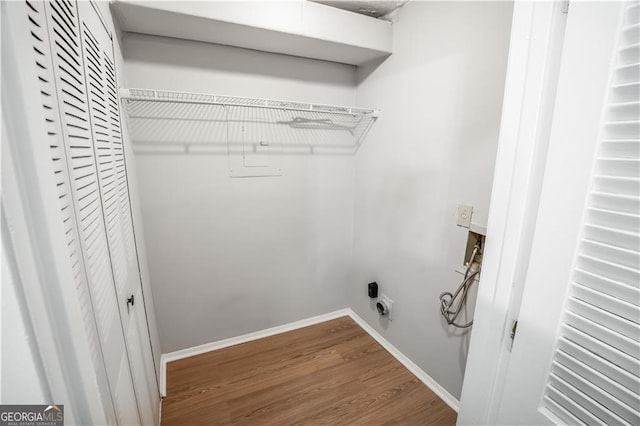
[465,230,486,266]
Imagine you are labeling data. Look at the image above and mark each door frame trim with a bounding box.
[457,1,569,423]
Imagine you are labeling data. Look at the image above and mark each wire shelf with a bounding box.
[120,88,379,154]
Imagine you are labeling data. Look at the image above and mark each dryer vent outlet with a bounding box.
[376,294,394,319]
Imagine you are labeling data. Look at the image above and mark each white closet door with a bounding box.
[541,3,640,423]
[22,1,116,422]
[496,2,639,424]
[127,286,159,426]
[76,1,160,423]
[77,0,136,321]
[27,0,141,424]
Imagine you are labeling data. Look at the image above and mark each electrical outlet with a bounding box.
[376,294,394,319]
[457,204,473,228]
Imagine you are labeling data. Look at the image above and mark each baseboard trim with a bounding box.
[159,355,166,398]
[158,308,460,413]
[345,309,460,412]
[159,308,350,396]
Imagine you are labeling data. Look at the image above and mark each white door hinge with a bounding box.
[562,1,570,14]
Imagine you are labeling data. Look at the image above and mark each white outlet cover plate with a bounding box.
[457,204,473,228]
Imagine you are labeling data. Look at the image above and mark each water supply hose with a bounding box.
[439,245,481,328]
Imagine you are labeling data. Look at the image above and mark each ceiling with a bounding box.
[310,1,408,19]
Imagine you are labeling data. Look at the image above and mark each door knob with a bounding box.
[126,294,135,307]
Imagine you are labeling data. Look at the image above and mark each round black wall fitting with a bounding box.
[376,300,390,316]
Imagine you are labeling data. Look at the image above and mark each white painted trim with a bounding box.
[458,2,569,424]
[346,309,460,412]
[159,309,350,396]
[159,357,167,399]
[158,308,459,414]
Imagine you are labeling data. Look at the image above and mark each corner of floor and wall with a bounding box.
[349,0,513,402]
[124,0,514,413]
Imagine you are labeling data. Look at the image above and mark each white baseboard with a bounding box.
[159,308,350,396]
[160,356,166,398]
[345,309,460,412]
[158,308,459,413]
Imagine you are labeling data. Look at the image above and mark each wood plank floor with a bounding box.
[161,316,457,425]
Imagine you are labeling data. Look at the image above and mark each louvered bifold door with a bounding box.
[23,0,117,423]
[77,1,139,322]
[32,0,141,424]
[542,2,640,425]
[76,1,158,424]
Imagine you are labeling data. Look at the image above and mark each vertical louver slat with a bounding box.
[543,2,640,425]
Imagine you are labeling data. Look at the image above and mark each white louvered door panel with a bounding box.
[30,0,141,424]
[494,2,638,424]
[103,46,162,425]
[77,1,160,424]
[542,3,640,423]
[127,287,159,426]
[23,0,117,423]
[78,3,136,315]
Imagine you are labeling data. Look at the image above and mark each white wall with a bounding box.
[121,1,513,401]
[122,34,357,352]
[352,1,513,400]
[1,223,49,405]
